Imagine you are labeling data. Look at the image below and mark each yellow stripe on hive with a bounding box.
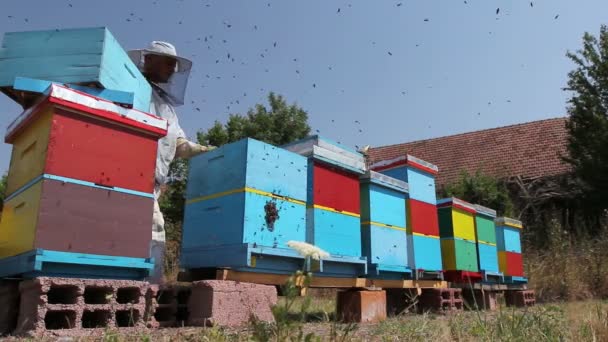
[186,187,306,206]
[477,240,497,247]
[412,232,440,239]
[308,204,361,218]
[361,221,407,231]
[243,187,306,205]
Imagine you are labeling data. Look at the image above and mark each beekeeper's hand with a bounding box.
[175,137,216,159]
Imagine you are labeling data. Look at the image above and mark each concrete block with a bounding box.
[146,284,191,328]
[187,280,277,327]
[13,277,149,337]
[505,290,535,307]
[336,290,387,323]
[419,288,463,313]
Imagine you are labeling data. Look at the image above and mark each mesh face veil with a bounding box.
[128,41,192,106]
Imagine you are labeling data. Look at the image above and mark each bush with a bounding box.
[441,170,514,216]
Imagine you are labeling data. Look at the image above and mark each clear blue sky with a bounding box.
[0,0,606,173]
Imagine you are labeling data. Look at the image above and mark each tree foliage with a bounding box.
[564,25,608,210]
[197,92,311,147]
[441,170,514,217]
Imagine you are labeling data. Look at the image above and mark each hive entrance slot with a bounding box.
[47,285,79,304]
[82,310,111,328]
[45,310,76,330]
[84,286,113,304]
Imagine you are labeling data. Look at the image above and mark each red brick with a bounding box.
[337,290,386,323]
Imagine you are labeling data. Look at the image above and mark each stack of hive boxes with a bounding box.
[372,155,442,279]
[181,138,309,274]
[284,136,367,277]
[0,27,152,111]
[496,217,527,283]
[360,171,410,278]
[0,27,166,279]
[0,84,166,279]
[437,198,481,282]
[473,204,502,282]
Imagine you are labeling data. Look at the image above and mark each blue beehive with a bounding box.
[360,171,411,278]
[373,155,443,279]
[0,27,151,111]
[283,136,368,277]
[473,204,502,282]
[373,155,438,204]
[408,235,443,272]
[181,138,309,274]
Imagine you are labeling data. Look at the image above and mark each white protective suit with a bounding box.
[149,87,184,284]
[129,41,211,284]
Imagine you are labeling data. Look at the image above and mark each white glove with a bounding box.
[176,138,216,159]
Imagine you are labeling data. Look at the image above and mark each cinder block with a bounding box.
[187,280,277,327]
[13,277,148,337]
[463,289,498,311]
[337,290,387,323]
[505,290,535,307]
[146,284,191,328]
[418,288,463,313]
[0,280,20,334]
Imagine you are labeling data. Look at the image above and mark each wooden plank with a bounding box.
[214,269,446,289]
[366,279,448,289]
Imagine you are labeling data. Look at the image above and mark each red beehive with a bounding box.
[408,199,440,236]
[312,162,360,214]
[5,84,167,196]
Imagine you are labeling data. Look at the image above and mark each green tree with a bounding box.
[441,170,514,216]
[197,92,311,146]
[564,25,608,211]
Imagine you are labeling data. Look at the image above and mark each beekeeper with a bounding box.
[129,41,214,283]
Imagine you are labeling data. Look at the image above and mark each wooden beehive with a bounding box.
[181,138,309,273]
[373,155,442,274]
[360,171,410,277]
[495,217,525,278]
[0,27,151,111]
[283,136,367,276]
[474,204,500,274]
[4,84,166,197]
[437,198,477,242]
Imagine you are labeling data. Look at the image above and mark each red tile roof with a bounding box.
[369,118,571,187]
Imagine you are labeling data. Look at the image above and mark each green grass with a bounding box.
[5,298,608,341]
